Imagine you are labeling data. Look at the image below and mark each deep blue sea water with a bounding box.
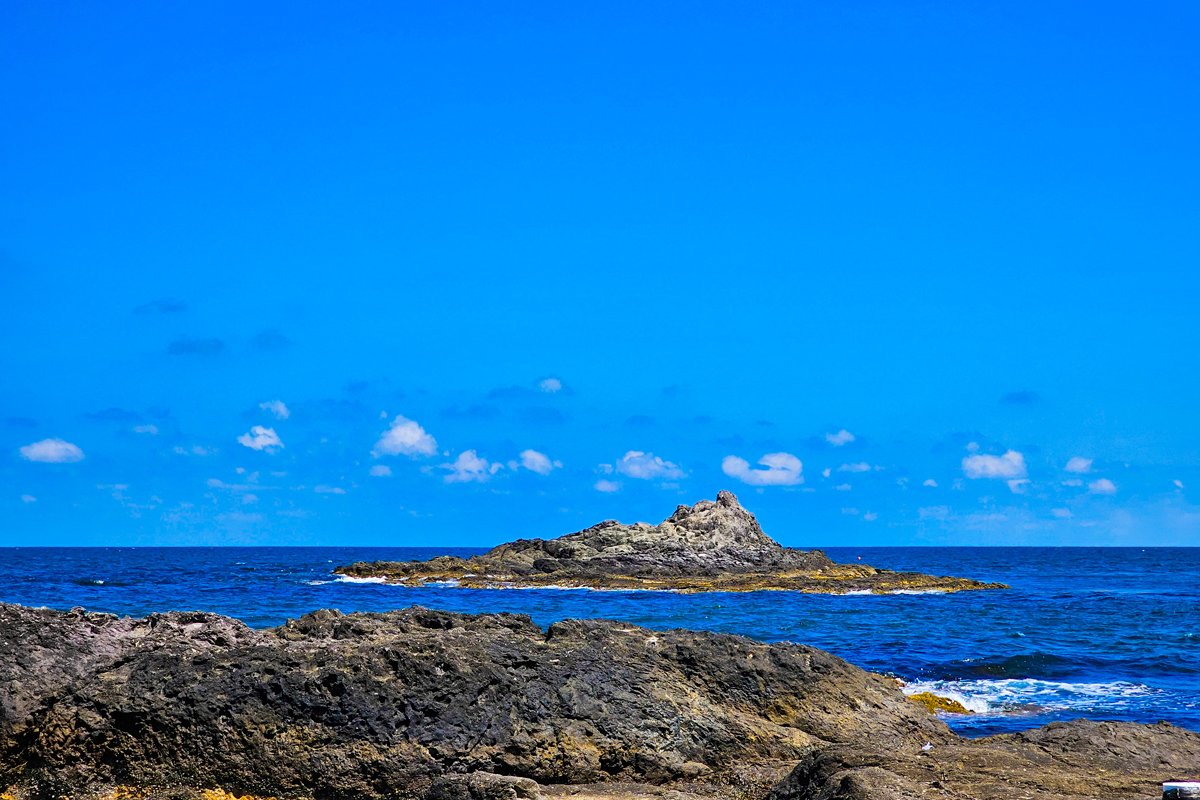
[2,546,1197,737]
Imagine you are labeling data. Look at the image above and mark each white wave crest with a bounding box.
[334,574,388,585]
[902,678,1157,715]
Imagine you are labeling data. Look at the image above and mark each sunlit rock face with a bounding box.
[334,491,1007,594]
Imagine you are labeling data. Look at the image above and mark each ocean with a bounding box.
[3,546,1197,737]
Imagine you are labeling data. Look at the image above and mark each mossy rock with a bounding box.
[907,691,971,714]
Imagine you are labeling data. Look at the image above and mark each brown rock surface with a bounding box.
[1,603,1196,800]
[335,492,1005,594]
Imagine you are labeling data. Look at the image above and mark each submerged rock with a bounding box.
[335,491,1006,593]
[2,603,1196,800]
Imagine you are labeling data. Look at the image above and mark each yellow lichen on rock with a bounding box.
[907,691,972,714]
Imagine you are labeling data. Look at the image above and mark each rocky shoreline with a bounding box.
[2,602,1197,800]
[335,492,1007,594]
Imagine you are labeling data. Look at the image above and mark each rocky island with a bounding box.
[336,491,1006,594]
[1,602,1196,800]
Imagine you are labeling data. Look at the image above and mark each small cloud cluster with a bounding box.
[962,450,1026,480]
[237,426,283,453]
[1089,478,1117,495]
[260,400,290,420]
[616,451,685,480]
[838,462,871,473]
[19,438,85,463]
[539,378,562,393]
[722,452,803,486]
[440,450,502,483]
[133,425,158,435]
[825,429,855,447]
[513,449,561,475]
[1064,457,1092,474]
[372,415,438,458]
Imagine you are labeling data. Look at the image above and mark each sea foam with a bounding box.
[902,678,1157,715]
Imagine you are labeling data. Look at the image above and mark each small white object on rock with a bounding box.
[922,742,933,751]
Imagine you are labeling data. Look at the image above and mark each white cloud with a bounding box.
[966,442,980,453]
[369,465,392,477]
[1089,478,1117,495]
[1007,478,1030,494]
[519,449,559,475]
[821,467,831,478]
[259,400,290,420]
[594,479,621,493]
[133,424,158,435]
[721,452,803,486]
[1052,508,1073,519]
[825,429,855,447]
[923,479,938,487]
[863,512,878,521]
[1175,479,1185,489]
[597,463,614,474]
[539,378,562,393]
[835,483,851,491]
[315,485,346,494]
[19,438,84,463]
[242,494,259,505]
[21,495,36,503]
[841,507,859,515]
[838,462,871,473]
[1062,479,1083,487]
[440,450,495,483]
[372,415,438,458]
[617,451,685,480]
[380,410,387,419]
[962,450,1026,480]
[237,426,283,453]
[1064,457,1093,474]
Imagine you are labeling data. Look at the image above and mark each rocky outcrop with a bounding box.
[335,491,1006,593]
[0,603,938,799]
[2,603,1196,800]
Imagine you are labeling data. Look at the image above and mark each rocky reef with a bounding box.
[2,603,1197,800]
[335,491,1006,594]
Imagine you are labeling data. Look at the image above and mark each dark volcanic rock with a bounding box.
[0,603,940,800]
[335,491,1006,594]
[3,603,1194,800]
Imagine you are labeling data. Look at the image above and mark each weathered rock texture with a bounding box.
[2,603,1196,800]
[335,491,1005,594]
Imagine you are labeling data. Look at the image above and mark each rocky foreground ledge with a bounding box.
[2,603,1197,800]
[336,491,1006,594]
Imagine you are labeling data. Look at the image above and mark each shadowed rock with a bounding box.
[335,491,1006,593]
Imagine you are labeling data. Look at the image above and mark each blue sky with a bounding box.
[2,1,1198,546]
